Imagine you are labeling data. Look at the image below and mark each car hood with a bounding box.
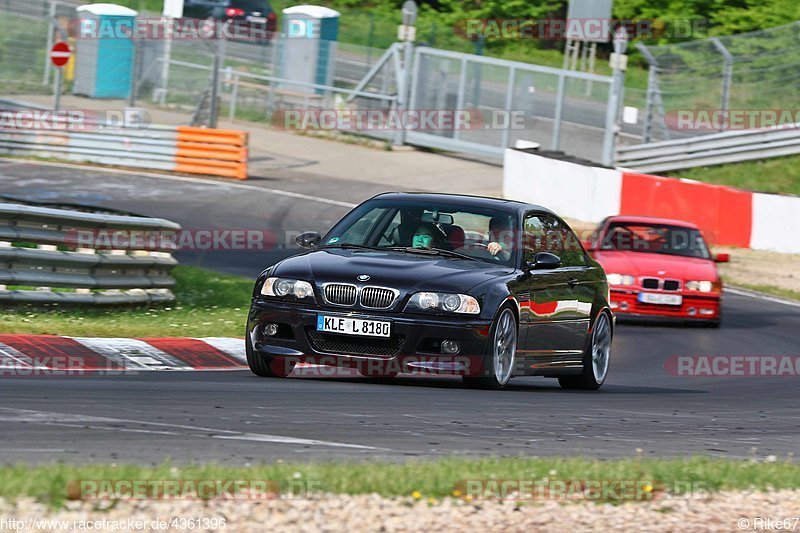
[593,250,719,281]
[272,249,512,294]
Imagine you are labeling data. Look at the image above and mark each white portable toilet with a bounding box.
[279,5,340,95]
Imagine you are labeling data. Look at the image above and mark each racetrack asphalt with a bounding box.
[0,160,798,464]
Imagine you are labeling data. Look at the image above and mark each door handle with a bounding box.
[567,278,579,287]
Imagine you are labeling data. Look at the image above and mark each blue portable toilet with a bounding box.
[73,3,138,99]
[280,5,340,95]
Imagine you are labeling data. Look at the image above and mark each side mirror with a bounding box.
[527,251,562,270]
[714,253,730,263]
[296,231,321,249]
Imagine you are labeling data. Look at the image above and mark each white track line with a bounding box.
[0,158,357,208]
[726,286,800,308]
[0,407,385,450]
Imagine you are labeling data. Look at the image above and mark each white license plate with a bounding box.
[316,315,391,337]
[638,292,683,306]
[247,16,267,23]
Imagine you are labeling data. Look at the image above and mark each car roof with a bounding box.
[605,215,700,229]
[371,192,555,216]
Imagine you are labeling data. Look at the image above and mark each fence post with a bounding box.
[550,73,566,151]
[601,28,628,167]
[209,23,228,128]
[643,66,657,143]
[43,0,56,86]
[229,72,239,121]
[711,37,733,132]
[636,42,663,143]
[500,66,516,150]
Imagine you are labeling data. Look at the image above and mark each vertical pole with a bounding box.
[601,29,628,167]
[500,66,515,150]
[128,39,139,108]
[711,37,732,133]
[229,73,239,121]
[453,57,467,141]
[636,42,661,143]
[53,66,62,111]
[158,18,173,105]
[209,23,227,128]
[643,66,657,143]
[550,73,566,151]
[43,0,56,85]
[397,39,413,145]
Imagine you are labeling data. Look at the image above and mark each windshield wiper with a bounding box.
[319,243,386,252]
[388,247,479,261]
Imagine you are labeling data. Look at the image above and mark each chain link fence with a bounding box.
[638,21,800,142]
[1,0,625,163]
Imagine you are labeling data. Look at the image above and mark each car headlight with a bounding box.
[260,277,315,300]
[686,280,719,293]
[406,292,480,314]
[606,273,635,286]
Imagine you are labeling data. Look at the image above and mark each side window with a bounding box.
[523,215,547,263]
[524,214,586,267]
[378,211,402,246]
[336,207,387,245]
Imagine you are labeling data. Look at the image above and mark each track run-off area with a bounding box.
[0,159,798,464]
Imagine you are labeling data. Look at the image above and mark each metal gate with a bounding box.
[406,47,616,163]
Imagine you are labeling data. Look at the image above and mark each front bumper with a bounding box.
[247,299,494,376]
[609,288,721,321]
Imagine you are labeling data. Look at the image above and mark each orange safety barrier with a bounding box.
[620,172,753,248]
[174,127,249,180]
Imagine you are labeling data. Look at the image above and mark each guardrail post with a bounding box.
[711,37,733,133]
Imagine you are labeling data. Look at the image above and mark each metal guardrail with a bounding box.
[0,203,181,304]
[615,124,800,172]
[0,113,250,179]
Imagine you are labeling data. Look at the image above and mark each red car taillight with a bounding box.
[225,7,245,17]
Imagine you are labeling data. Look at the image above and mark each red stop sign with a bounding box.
[50,41,72,67]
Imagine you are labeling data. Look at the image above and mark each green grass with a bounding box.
[734,283,800,302]
[1,457,798,508]
[0,266,253,338]
[670,154,800,196]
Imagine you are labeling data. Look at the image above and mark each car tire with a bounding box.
[462,306,518,390]
[245,333,295,378]
[558,311,612,391]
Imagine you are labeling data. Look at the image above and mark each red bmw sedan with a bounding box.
[585,216,729,327]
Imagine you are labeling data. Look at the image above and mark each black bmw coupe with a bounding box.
[247,193,613,390]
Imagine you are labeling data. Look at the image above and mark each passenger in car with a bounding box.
[411,223,446,249]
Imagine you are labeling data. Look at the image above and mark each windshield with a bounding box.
[601,222,711,259]
[322,199,518,266]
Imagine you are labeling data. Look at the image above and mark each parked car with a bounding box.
[585,215,728,327]
[246,193,614,390]
[183,0,277,39]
